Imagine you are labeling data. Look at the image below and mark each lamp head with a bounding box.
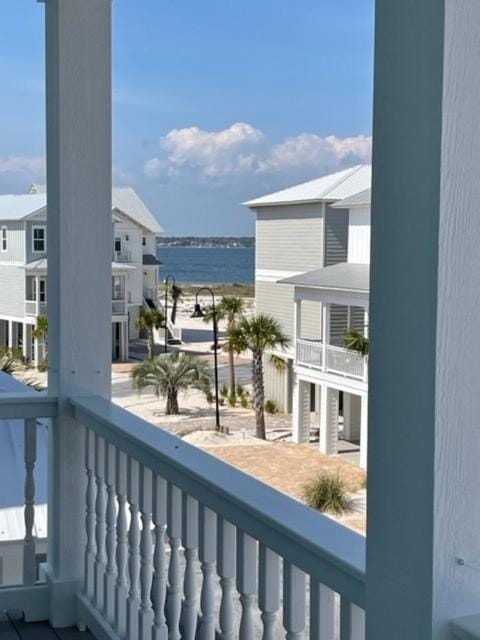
[191,303,204,318]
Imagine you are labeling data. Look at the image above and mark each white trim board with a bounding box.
[256,269,304,283]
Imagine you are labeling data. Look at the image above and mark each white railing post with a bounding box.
[322,303,330,373]
[44,0,112,627]
[368,1,480,636]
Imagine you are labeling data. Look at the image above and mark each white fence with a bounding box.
[297,339,367,381]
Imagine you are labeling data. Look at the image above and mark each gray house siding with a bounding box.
[0,222,25,264]
[324,207,348,266]
[0,266,26,318]
[26,221,48,263]
[255,204,324,272]
[256,281,295,340]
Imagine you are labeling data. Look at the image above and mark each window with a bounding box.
[1,226,7,252]
[114,237,121,252]
[112,275,124,300]
[26,276,37,301]
[142,236,146,247]
[32,226,46,253]
[125,234,130,242]
[39,279,47,303]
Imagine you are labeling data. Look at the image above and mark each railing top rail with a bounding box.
[297,338,323,345]
[0,391,57,420]
[71,395,366,606]
[327,344,364,357]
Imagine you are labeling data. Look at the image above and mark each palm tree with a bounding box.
[136,307,165,359]
[203,295,245,398]
[131,352,212,415]
[32,315,48,362]
[344,329,369,356]
[170,285,183,325]
[230,314,289,439]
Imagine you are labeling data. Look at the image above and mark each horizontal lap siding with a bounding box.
[324,207,348,267]
[256,281,295,339]
[0,265,26,317]
[348,208,371,264]
[264,355,293,413]
[255,204,324,272]
[0,222,25,264]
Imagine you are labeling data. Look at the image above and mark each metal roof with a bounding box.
[280,262,370,293]
[142,253,161,266]
[25,259,135,271]
[0,187,164,235]
[331,188,371,209]
[244,165,371,208]
[0,373,48,542]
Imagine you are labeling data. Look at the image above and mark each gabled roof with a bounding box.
[25,258,136,271]
[280,262,370,293]
[331,188,371,209]
[0,186,163,235]
[244,164,372,208]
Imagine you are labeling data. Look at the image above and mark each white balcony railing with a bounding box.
[25,301,48,317]
[297,339,367,381]
[114,250,132,263]
[0,386,366,637]
[112,299,126,315]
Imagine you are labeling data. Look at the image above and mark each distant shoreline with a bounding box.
[157,237,254,249]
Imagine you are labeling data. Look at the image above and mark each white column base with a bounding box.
[319,386,338,455]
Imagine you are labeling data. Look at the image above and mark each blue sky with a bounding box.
[0,0,374,235]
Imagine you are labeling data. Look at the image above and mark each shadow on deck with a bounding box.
[0,612,96,640]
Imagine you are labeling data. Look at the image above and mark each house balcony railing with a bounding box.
[114,250,132,263]
[25,300,47,317]
[297,338,368,382]
[112,299,127,315]
[0,386,367,638]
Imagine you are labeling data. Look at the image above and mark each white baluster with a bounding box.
[283,561,306,640]
[237,531,257,640]
[340,599,365,640]
[84,428,96,600]
[309,579,335,640]
[166,484,182,640]
[127,458,141,640]
[181,494,199,640]
[258,545,280,640]
[152,476,168,640]
[217,518,236,640]
[139,466,154,639]
[23,418,37,586]
[198,506,217,640]
[104,442,117,624]
[94,435,107,612]
[114,450,128,637]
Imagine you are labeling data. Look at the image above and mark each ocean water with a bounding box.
[157,246,255,284]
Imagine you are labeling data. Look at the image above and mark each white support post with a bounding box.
[322,303,330,372]
[367,1,480,637]
[7,319,13,349]
[359,394,367,471]
[292,377,310,444]
[293,298,301,361]
[319,386,338,455]
[44,0,112,627]
[22,322,28,360]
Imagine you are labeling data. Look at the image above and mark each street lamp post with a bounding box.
[191,287,221,431]
[163,274,175,353]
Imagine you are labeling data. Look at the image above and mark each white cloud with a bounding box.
[144,123,371,185]
[0,156,45,176]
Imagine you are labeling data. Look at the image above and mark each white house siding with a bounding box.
[0,266,26,318]
[0,222,25,264]
[264,356,293,413]
[255,204,324,272]
[347,207,371,264]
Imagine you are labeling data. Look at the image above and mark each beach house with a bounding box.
[0,185,162,363]
[245,166,370,433]
[2,1,480,639]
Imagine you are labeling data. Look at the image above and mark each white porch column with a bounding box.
[293,298,301,361]
[319,385,338,455]
[367,1,480,637]
[321,303,330,371]
[44,0,112,627]
[22,322,28,360]
[292,377,310,444]
[7,319,13,349]
[343,393,361,442]
[359,393,367,471]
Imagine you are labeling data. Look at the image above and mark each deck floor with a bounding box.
[0,612,96,640]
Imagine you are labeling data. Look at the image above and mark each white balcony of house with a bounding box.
[25,270,47,318]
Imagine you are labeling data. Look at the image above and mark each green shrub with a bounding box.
[228,394,237,407]
[240,396,250,409]
[37,359,48,373]
[220,383,229,398]
[236,383,245,397]
[264,399,278,414]
[302,472,350,515]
